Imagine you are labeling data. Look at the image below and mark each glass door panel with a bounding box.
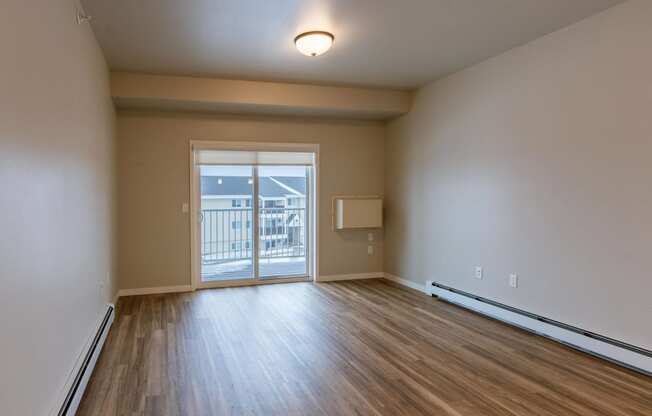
[258,166,309,278]
[200,165,254,282]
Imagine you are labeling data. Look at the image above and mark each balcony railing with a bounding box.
[201,207,306,265]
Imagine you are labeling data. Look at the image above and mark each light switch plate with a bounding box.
[475,266,483,280]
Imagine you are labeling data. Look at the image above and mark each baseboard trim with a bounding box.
[117,275,385,295]
[51,304,115,416]
[431,282,652,377]
[383,273,429,294]
[117,285,193,297]
[318,272,385,282]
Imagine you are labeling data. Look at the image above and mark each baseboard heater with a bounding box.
[430,282,652,377]
[55,304,115,416]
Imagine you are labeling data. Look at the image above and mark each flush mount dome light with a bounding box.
[294,31,334,57]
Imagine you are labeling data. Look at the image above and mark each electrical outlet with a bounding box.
[367,245,374,255]
[509,273,518,288]
[368,232,374,242]
[475,266,483,280]
[182,202,189,213]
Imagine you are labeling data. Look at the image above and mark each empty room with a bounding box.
[2,0,652,415]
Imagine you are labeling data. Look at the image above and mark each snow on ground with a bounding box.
[202,257,307,280]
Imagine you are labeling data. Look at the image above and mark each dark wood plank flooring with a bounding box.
[78,279,652,415]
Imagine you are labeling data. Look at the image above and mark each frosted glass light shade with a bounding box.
[294,31,334,57]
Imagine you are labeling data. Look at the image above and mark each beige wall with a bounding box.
[117,111,384,290]
[111,72,412,120]
[386,0,652,349]
[0,1,116,414]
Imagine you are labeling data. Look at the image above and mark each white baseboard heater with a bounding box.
[431,282,652,377]
[55,304,115,416]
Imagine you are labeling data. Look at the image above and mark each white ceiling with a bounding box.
[82,0,624,89]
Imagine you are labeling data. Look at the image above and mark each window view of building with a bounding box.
[200,172,308,279]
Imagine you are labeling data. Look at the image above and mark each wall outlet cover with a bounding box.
[509,273,518,288]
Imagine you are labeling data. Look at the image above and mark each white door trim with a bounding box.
[190,140,320,153]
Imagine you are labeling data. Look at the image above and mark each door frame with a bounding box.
[189,140,319,290]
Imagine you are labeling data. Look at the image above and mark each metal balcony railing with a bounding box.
[201,207,306,265]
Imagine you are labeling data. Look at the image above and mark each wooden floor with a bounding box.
[78,279,652,416]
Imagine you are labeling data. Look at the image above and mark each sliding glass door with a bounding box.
[200,165,255,282]
[193,145,315,287]
[258,166,309,278]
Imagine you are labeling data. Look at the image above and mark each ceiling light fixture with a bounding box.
[294,31,334,57]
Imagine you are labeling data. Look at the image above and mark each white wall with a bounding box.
[385,0,652,350]
[0,1,116,414]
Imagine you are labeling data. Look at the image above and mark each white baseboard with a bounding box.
[318,272,385,282]
[118,275,385,295]
[51,304,115,416]
[117,285,193,297]
[432,284,652,376]
[383,273,429,294]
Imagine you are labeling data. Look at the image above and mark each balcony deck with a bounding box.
[202,257,308,281]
